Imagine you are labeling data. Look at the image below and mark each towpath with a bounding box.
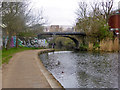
[2,49,62,88]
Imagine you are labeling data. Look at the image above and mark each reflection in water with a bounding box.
[39,51,118,88]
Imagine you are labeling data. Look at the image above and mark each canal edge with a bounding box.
[35,49,64,88]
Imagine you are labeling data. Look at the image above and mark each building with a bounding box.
[43,25,74,32]
[44,26,50,32]
[108,8,120,35]
[59,25,74,32]
[50,25,60,32]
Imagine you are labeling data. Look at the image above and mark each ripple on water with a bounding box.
[39,51,118,88]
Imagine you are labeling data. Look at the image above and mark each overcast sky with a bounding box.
[30,0,119,26]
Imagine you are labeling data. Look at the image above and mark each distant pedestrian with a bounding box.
[52,43,55,48]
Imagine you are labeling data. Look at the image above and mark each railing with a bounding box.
[38,32,86,36]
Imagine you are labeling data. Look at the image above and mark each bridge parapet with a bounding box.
[38,32,86,36]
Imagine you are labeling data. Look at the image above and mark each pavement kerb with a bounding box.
[35,49,64,89]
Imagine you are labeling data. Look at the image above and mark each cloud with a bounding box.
[29,0,119,26]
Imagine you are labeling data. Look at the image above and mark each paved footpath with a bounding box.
[2,49,62,88]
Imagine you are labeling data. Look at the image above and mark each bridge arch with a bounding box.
[37,32,85,49]
[55,35,79,48]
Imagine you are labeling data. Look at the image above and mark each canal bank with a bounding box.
[3,49,63,88]
[37,49,64,88]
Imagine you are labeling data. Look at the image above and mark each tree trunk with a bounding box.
[6,35,12,50]
[16,36,18,48]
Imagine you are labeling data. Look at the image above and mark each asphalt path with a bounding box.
[2,49,62,88]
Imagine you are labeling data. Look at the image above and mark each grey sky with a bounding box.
[30,0,119,26]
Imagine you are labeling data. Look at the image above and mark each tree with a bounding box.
[76,2,88,19]
[2,2,27,49]
[75,1,113,45]
[75,2,88,33]
[2,1,47,49]
[101,0,113,22]
[88,1,113,41]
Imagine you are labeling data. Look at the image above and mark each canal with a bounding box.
[39,51,118,88]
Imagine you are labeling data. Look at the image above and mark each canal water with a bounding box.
[39,51,118,88]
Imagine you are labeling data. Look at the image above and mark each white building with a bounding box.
[59,25,74,32]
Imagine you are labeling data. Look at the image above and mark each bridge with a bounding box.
[38,32,86,36]
[37,32,86,49]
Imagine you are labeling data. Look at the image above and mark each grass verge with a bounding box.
[0,50,2,66]
[2,47,43,64]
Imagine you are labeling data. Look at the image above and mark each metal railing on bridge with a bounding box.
[38,32,86,36]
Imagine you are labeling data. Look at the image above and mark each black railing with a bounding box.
[38,32,86,36]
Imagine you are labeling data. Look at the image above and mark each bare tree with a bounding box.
[75,2,89,33]
[77,2,88,18]
[101,0,113,22]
